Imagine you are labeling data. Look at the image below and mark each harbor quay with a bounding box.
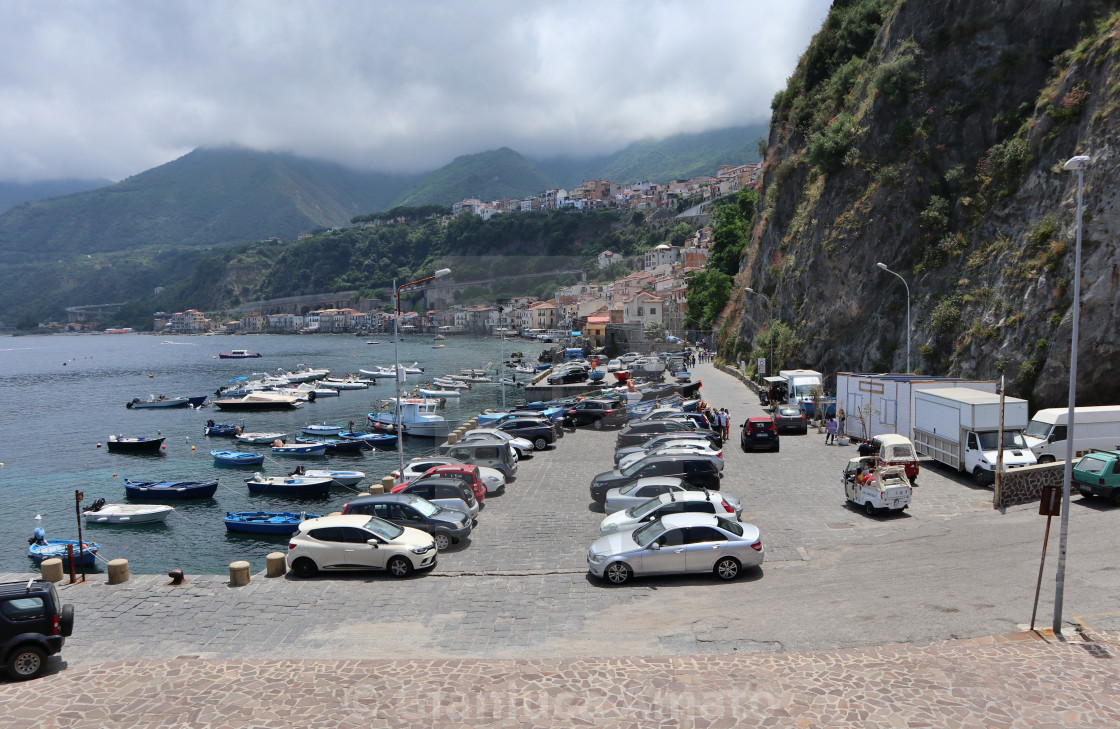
[5,362,1120,727]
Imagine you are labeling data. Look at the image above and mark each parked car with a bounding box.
[606,359,622,372]
[773,405,808,434]
[741,416,780,452]
[286,514,437,578]
[872,434,920,484]
[600,489,743,534]
[438,438,519,480]
[614,433,717,464]
[590,455,723,503]
[458,428,533,459]
[414,464,488,500]
[842,458,912,516]
[564,398,627,429]
[603,478,740,515]
[495,417,556,450]
[393,457,506,494]
[341,493,471,551]
[586,513,764,584]
[547,366,589,385]
[618,352,641,364]
[616,419,702,448]
[0,579,74,680]
[392,478,479,520]
[1073,449,1120,506]
[617,443,723,472]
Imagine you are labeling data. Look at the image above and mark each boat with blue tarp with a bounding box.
[211,450,265,466]
[223,511,320,535]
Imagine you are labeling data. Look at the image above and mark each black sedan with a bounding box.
[564,399,627,429]
[547,366,589,385]
[495,417,556,450]
[590,455,723,503]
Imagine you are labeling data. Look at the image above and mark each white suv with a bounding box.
[287,514,436,578]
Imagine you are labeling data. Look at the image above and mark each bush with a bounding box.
[929,295,964,336]
[808,113,856,172]
[874,54,922,105]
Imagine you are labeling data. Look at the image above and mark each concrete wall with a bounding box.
[995,462,1065,509]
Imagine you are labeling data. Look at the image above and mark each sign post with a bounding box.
[1029,484,1061,631]
[758,357,767,375]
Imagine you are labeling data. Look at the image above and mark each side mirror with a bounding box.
[648,542,661,550]
[366,539,379,548]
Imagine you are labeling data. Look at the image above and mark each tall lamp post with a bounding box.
[743,287,773,377]
[1054,154,1090,633]
[875,262,911,374]
[393,268,452,474]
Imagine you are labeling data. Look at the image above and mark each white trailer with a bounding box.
[912,387,1036,485]
[836,373,997,441]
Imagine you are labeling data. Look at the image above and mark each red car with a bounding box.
[392,464,486,502]
[740,416,780,452]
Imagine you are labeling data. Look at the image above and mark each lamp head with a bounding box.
[876,262,889,271]
[434,268,452,278]
[1062,155,1090,171]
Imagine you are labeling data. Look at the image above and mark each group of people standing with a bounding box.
[700,404,731,440]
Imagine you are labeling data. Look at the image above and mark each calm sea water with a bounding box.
[0,333,548,574]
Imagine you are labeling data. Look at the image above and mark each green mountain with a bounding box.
[394,147,556,206]
[0,178,113,214]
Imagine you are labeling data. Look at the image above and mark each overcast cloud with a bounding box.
[0,0,830,182]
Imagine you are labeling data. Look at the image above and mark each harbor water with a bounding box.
[0,333,549,574]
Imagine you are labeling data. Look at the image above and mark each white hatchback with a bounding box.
[287,514,437,578]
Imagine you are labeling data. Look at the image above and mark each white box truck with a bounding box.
[778,369,823,408]
[912,387,1036,485]
[1022,406,1120,463]
[836,373,997,441]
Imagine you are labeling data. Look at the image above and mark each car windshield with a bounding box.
[632,518,667,547]
[716,517,742,536]
[620,461,647,477]
[629,496,665,519]
[779,408,800,416]
[363,517,404,540]
[976,430,1028,450]
[1076,456,1108,474]
[410,498,440,517]
[1023,419,1053,439]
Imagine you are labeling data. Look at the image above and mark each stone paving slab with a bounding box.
[3,630,1118,728]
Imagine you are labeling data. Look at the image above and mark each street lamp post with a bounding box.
[1054,154,1090,633]
[875,262,911,374]
[743,287,773,377]
[393,268,452,474]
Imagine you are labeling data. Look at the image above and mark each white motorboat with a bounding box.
[236,431,287,444]
[418,387,461,398]
[359,367,397,379]
[212,391,302,411]
[433,377,471,390]
[321,377,370,390]
[368,397,458,438]
[403,362,425,374]
[300,469,366,488]
[83,501,174,525]
[282,364,330,382]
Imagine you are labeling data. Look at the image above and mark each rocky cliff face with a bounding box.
[727,0,1120,407]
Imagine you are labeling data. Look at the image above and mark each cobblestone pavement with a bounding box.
[4,630,1119,728]
[5,362,1120,726]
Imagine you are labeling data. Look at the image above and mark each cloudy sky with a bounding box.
[0,1,831,183]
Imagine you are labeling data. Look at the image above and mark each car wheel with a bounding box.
[604,562,632,585]
[534,437,548,450]
[6,644,47,681]
[773,442,780,452]
[593,418,604,430]
[1111,491,1120,508]
[59,604,74,637]
[740,440,748,453]
[714,556,741,581]
[388,555,413,578]
[972,467,988,486]
[1038,455,1056,464]
[292,557,318,578]
[433,532,452,551]
[865,500,877,517]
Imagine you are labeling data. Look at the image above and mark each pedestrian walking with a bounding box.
[721,408,730,440]
[825,415,837,445]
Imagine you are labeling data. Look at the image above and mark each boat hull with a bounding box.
[270,444,328,457]
[124,480,219,499]
[106,437,165,453]
[245,477,332,497]
[211,450,265,466]
[224,511,320,535]
[29,540,99,565]
[83,504,174,524]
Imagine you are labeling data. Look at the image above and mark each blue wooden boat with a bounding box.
[270,442,327,457]
[224,511,321,535]
[294,437,365,453]
[244,474,332,497]
[124,479,219,499]
[588,370,606,381]
[204,420,240,436]
[211,450,264,466]
[187,395,208,408]
[338,431,397,447]
[28,530,100,566]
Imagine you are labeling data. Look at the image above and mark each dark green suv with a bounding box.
[1073,449,1120,506]
[0,579,74,680]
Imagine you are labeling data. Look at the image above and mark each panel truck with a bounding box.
[778,370,835,417]
[912,387,1036,485]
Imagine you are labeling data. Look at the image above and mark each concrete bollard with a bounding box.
[107,558,130,584]
[41,557,64,583]
[265,552,287,577]
[229,560,251,586]
[448,433,459,445]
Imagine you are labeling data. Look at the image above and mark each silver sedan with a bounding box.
[599,490,743,534]
[587,513,763,584]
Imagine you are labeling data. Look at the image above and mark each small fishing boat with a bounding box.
[204,420,241,436]
[338,431,397,447]
[299,469,366,488]
[282,364,330,382]
[245,473,332,497]
[82,499,173,524]
[613,370,631,383]
[499,378,524,388]
[211,449,265,466]
[224,511,321,535]
[235,432,286,444]
[105,435,165,453]
[431,344,446,349]
[320,377,370,390]
[294,436,366,453]
[218,349,261,359]
[27,529,99,565]
[366,340,380,344]
[403,362,424,374]
[125,479,219,499]
[212,392,301,410]
[301,424,344,436]
[433,377,471,390]
[514,364,535,374]
[126,396,190,409]
[270,442,328,457]
[419,387,461,398]
[368,397,458,438]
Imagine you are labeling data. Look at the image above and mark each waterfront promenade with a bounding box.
[3,361,1119,727]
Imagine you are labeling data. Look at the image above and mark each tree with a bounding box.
[684,269,732,330]
[643,321,667,341]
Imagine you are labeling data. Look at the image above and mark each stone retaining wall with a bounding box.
[995,462,1065,508]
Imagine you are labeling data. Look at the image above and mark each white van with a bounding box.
[1022,406,1120,463]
